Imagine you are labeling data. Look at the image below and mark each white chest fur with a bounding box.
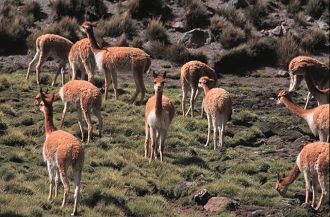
[147,110,171,130]
[94,51,104,72]
[304,113,317,135]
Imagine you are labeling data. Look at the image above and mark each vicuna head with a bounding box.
[81,21,97,34]
[276,89,297,105]
[198,76,215,88]
[275,173,289,197]
[35,88,55,113]
[152,71,166,94]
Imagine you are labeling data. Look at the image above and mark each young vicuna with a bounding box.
[288,56,329,109]
[69,38,96,82]
[27,34,73,86]
[144,72,175,163]
[181,61,217,117]
[35,89,84,216]
[198,76,232,150]
[56,80,103,143]
[275,142,329,210]
[81,21,151,104]
[276,90,329,142]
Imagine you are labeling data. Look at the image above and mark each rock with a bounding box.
[251,209,264,216]
[204,197,239,212]
[172,21,185,31]
[193,189,212,206]
[292,136,311,149]
[229,0,249,8]
[179,28,211,48]
[281,130,303,141]
[317,20,329,30]
[267,135,287,148]
[306,16,314,22]
[276,70,289,77]
[270,26,283,36]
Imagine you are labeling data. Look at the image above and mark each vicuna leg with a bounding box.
[149,128,157,163]
[304,92,311,109]
[82,107,92,143]
[60,102,68,128]
[205,113,211,147]
[181,84,189,116]
[82,59,94,82]
[104,71,111,100]
[137,71,146,105]
[186,88,197,117]
[159,129,167,162]
[77,107,85,141]
[311,176,318,208]
[111,70,118,100]
[93,108,103,137]
[54,168,59,198]
[303,172,311,204]
[131,71,141,104]
[52,63,64,86]
[71,170,81,216]
[213,118,217,150]
[218,120,226,147]
[59,167,70,208]
[35,52,46,85]
[315,173,328,210]
[27,50,39,80]
[144,124,150,158]
[60,66,66,86]
[46,161,54,201]
[70,62,77,80]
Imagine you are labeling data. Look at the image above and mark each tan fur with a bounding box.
[277,90,329,142]
[276,142,329,210]
[69,38,96,82]
[288,56,329,109]
[180,61,218,117]
[81,21,151,104]
[58,80,103,143]
[144,73,175,163]
[36,90,84,216]
[27,34,73,86]
[199,76,232,150]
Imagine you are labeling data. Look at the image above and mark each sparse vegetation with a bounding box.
[306,0,326,19]
[301,28,327,53]
[125,0,171,20]
[98,12,136,38]
[276,33,300,67]
[145,18,170,44]
[185,0,209,28]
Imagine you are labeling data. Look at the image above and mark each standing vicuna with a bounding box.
[181,61,218,117]
[27,34,73,86]
[276,90,329,142]
[69,38,96,82]
[303,71,330,106]
[35,89,84,216]
[55,80,103,143]
[144,72,175,163]
[81,21,151,104]
[275,142,329,210]
[288,56,329,109]
[198,76,232,150]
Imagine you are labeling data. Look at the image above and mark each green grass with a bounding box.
[0,71,325,216]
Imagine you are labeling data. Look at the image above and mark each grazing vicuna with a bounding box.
[81,21,151,104]
[303,71,330,106]
[56,80,103,143]
[69,38,96,82]
[198,76,232,150]
[275,142,329,210]
[288,56,329,109]
[181,61,218,117]
[27,34,73,86]
[276,90,329,142]
[35,89,84,216]
[144,72,175,163]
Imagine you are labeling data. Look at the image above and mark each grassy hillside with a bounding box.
[0,70,327,217]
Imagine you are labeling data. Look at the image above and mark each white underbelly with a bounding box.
[147,110,171,130]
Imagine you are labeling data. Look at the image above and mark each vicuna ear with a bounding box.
[152,71,157,78]
[163,71,167,79]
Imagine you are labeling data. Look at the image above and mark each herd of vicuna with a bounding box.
[24,21,329,215]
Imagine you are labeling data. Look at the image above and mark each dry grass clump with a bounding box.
[276,33,300,67]
[214,37,277,74]
[0,76,10,91]
[245,0,271,29]
[49,0,107,20]
[301,28,327,53]
[125,0,171,20]
[26,16,80,49]
[216,4,251,31]
[98,12,136,38]
[306,0,327,19]
[185,0,209,28]
[145,18,170,44]
[210,15,246,49]
[21,0,43,24]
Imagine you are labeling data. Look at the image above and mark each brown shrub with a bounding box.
[276,33,300,67]
[145,18,170,44]
[98,12,136,38]
[185,0,209,28]
[301,28,327,53]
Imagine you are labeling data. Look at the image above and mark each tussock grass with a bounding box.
[98,12,136,38]
[185,0,209,28]
[301,28,327,53]
[145,18,170,44]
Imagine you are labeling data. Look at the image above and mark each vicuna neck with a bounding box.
[202,85,210,95]
[281,164,301,186]
[86,29,102,54]
[304,72,326,100]
[155,90,163,117]
[281,96,307,118]
[44,107,56,135]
